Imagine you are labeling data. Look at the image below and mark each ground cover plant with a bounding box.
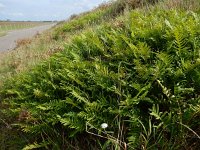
[0,0,200,149]
[0,0,149,87]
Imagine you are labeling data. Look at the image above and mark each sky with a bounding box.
[0,0,109,21]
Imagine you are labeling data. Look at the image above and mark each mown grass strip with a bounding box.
[0,32,6,37]
[0,21,52,37]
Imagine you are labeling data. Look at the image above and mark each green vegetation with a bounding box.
[1,0,200,149]
[0,31,6,36]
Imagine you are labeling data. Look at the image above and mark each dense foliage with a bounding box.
[1,0,200,149]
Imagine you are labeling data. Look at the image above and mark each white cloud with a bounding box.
[0,3,5,8]
[73,0,105,10]
[0,3,5,7]
[10,12,24,17]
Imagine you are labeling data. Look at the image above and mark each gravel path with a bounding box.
[0,23,56,51]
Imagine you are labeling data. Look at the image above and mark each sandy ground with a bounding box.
[0,23,56,51]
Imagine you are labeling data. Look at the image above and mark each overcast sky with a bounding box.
[0,0,109,21]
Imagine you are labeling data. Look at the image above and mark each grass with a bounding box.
[0,31,6,37]
[0,0,200,149]
[0,30,64,87]
[0,21,52,37]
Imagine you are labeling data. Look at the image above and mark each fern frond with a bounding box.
[173,28,188,55]
[22,142,49,150]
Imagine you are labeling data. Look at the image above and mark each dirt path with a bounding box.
[0,23,56,51]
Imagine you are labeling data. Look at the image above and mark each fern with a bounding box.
[22,142,49,150]
[1,5,200,150]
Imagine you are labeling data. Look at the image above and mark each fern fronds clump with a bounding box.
[1,4,200,150]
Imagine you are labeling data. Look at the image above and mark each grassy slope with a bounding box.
[0,0,200,149]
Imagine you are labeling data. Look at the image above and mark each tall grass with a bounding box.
[0,31,64,87]
[161,0,200,11]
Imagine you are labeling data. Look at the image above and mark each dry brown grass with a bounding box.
[160,0,200,11]
[0,30,64,87]
[15,38,32,48]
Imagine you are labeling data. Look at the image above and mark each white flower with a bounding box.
[101,123,108,129]
[171,95,175,98]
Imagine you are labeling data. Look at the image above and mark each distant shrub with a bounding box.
[69,14,78,20]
